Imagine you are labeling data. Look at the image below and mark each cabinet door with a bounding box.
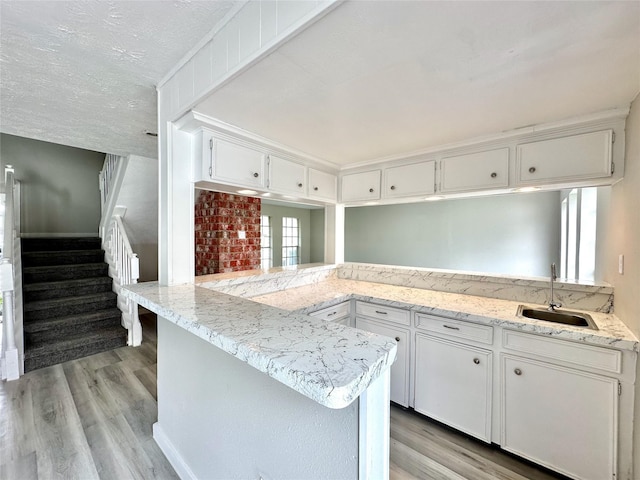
[308,168,337,202]
[383,161,435,198]
[355,317,409,407]
[414,334,492,442]
[516,130,613,186]
[341,170,381,202]
[212,138,265,188]
[502,355,617,480]
[441,148,509,193]
[268,155,306,196]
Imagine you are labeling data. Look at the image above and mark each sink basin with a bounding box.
[517,305,598,330]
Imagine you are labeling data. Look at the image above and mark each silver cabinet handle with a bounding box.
[473,358,480,365]
[297,183,303,188]
[253,172,259,178]
[369,188,374,193]
[390,185,396,190]
[326,311,337,317]
[528,167,536,173]
[490,172,497,178]
[375,310,387,315]
[395,337,401,342]
[514,368,522,376]
[313,186,318,191]
[443,325,460,330]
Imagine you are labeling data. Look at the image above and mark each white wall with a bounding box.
[0,133,104,235]
[345,191,561,277]
[114,155,159,281]
[604,94,640,477]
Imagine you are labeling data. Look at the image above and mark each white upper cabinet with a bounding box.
[383,160,436,198]
[516,130,613,186]
[441,148,509,193]
[268,155,306,196]
[341,170,381,202]
[308,168,337,202]
[196,130,265,188]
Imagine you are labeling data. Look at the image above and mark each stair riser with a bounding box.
[23,265,108,283]
[21,238,102,252]
[24,283,113,302]
[24,335,126,372]
[25,299,118,322]
[22,251,105,267]
[25,316,122,344]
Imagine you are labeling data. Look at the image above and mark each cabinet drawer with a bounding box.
[416,314,493,345]
[440,148,509,193]
[355,301,410,326]
[309,301,351,322]
[503,330,621,374]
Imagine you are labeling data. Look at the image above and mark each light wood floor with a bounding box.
[1,314,566,480]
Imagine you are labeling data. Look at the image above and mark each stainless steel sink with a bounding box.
[517,305,598,330]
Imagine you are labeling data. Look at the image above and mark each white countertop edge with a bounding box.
[122,283,398,409]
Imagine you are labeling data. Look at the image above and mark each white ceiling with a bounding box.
[1,1,639,166]
[0,0,240,158]
[196,1,640,167]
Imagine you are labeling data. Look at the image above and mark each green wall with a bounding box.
[0,134,105,235]
[345,191,562,277]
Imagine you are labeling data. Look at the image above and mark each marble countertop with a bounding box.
[122,282,397,409]
[251,278,639,352]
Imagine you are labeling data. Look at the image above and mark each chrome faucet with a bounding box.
[548,263,562,311]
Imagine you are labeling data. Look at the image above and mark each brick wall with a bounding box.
[195,191,261,275]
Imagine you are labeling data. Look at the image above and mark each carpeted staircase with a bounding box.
[21,237,126,372]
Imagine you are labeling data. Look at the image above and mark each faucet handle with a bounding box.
[551,262,557,280]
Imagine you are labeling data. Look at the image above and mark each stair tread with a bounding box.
[23,262,108,272]
[25,325,126,358]
[22,248,104,255]
[23,276,112,291]
[24,291,117,312]
[24,309,122,333]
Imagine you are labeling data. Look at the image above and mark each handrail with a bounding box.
[104,210,141,346]
[1,165,22,381]
[99,153,119,212]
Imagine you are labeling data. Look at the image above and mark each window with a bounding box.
[260,215,272,269]
[282,217,300,266]
[560,187,597,281]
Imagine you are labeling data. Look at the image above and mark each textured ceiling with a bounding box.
[0,0,240,158]
[196,1,640,166]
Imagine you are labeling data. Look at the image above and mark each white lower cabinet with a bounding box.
[414,334,492,442]
[356,316,410,407]
[502,354,618,480]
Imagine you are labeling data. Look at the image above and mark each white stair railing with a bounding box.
[1,165,24,381]
[99,153,119,212]
[104,207,141,347]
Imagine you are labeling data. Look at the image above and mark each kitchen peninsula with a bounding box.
[194,263,638,480]
[124,262,638,480]
[122,280,397,480]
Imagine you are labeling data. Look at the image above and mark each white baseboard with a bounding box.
[19,232,99,238]
[153,422,197,480]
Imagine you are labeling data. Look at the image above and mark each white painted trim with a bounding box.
[343,106,631,171]
[177,110,340,171]
[157,2,248,88]
[358,369,391,480]
[19,232,99,238]
[153,423,197,480]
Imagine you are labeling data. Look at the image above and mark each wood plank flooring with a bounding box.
[2,314,567,480]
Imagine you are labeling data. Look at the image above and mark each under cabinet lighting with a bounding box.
[424,196,445,201]
[237,189,258,195]
[515,187,541,193]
